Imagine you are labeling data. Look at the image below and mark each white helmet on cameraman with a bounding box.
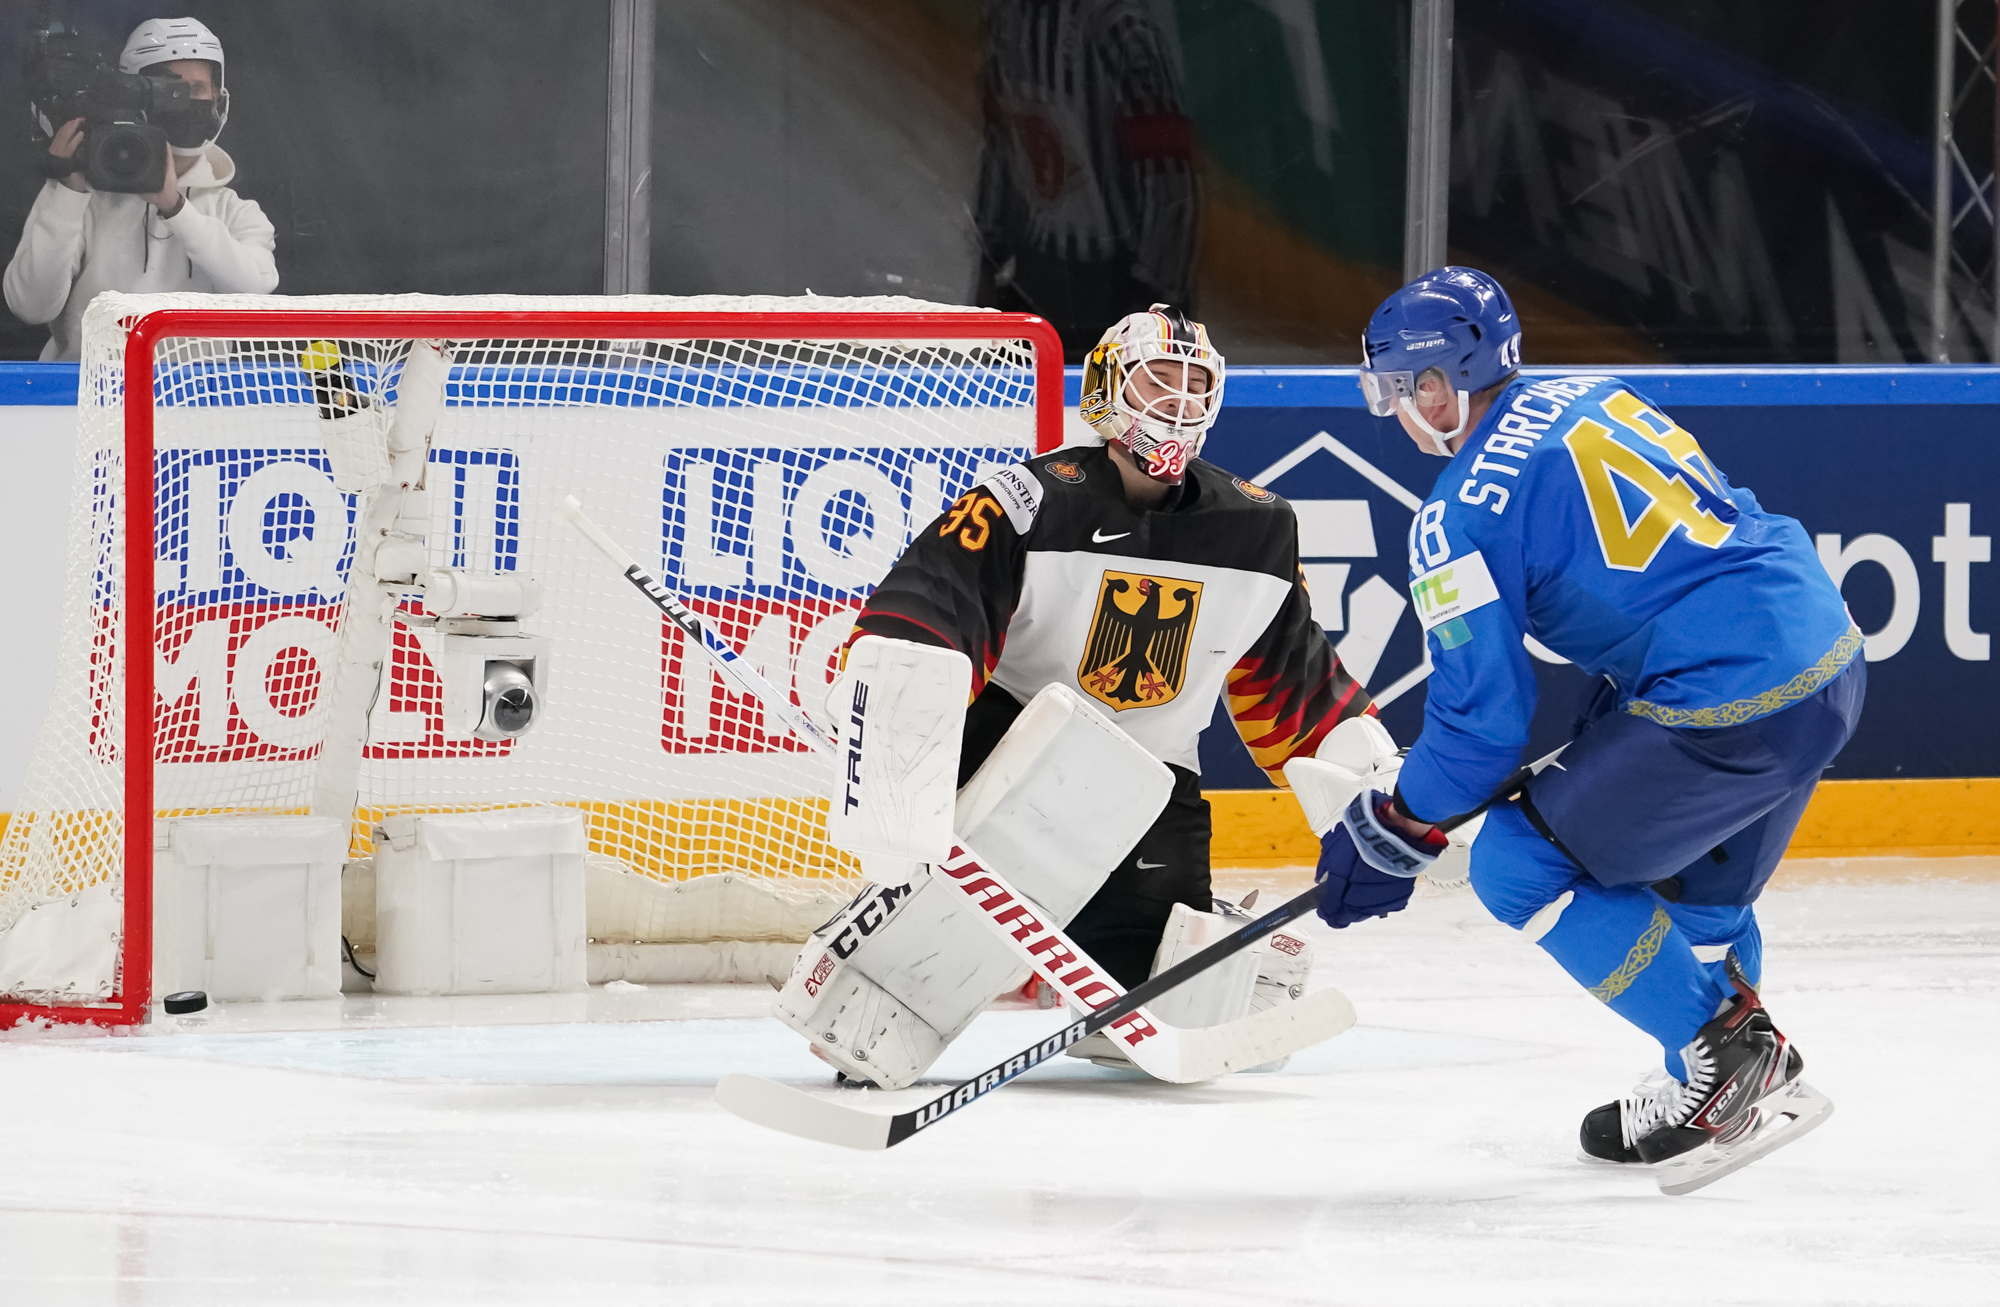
[1078,304,1226,485]
[121,17,229,150]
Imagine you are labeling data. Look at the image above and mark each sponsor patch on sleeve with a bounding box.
[978,464,1044,533]
[1409,550,1500,632]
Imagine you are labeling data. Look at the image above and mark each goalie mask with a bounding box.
[1079,304,1225,484]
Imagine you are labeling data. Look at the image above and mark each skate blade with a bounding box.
[1655,1081,1834,1196]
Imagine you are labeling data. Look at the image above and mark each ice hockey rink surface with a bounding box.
[2,861,1993,1306]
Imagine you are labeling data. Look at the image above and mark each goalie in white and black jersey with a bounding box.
[772,305,1385,1088]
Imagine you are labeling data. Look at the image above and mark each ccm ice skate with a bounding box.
[1578,956,1833,1195]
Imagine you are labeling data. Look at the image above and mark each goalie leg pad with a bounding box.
[824,636,971,869]
[773,685,1173,1087]
[955,683,1174,920]
[1145,901,1265,1030]
[1067,895,1311,1071]
[772,882,953,1089]
[1243,914,1315,1017]
[1067,901,1263,1068]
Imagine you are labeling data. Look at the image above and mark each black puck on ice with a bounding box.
[162,990,208,1015]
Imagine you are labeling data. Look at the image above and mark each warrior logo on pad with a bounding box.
[1078,571,1202,711]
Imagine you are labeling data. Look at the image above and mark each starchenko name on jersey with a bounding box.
[1393,372,1859,820]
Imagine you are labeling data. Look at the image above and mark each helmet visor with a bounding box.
[1357,366,1417,418]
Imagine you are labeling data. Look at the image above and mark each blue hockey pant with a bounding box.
[1468,658,1865,1078]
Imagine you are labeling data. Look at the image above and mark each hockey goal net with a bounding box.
[0,292,1062,1025]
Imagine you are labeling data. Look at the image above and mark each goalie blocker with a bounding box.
[778,642,1173,1087]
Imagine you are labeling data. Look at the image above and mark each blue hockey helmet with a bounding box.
[1359,267,1521,455]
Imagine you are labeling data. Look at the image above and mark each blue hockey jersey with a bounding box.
[1395,374,1860,822]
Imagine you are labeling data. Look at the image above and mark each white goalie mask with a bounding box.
[1079,304,1226,484]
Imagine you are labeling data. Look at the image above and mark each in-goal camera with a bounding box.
[417,570,548,744]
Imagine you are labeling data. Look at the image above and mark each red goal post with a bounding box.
[0,298,1065,1028]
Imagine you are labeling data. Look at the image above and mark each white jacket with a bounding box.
[3,143,278,361]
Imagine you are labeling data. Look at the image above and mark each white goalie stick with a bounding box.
[711,751,1557,1149]
[552,496,1359,1102]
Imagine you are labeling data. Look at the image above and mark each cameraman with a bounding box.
[4,17,276,361]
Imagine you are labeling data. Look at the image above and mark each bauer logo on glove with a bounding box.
[1343,790,1445,878]
[1312,789,1452,931]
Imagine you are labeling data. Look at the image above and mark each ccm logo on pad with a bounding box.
[829,881,911,960]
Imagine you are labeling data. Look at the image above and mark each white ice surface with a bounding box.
[2,864,1995,1306]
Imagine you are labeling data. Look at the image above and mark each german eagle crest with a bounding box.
[1078,570,1202,710]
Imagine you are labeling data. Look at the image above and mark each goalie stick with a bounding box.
[553,496,1354,1088]
[711,753,1551,1149]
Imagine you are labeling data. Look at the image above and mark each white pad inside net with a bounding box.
[0,293,1046,1007]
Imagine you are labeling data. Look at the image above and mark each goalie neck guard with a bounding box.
[1079,304,1225,484]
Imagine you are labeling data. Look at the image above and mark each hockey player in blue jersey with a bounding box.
[1308,267,1864,1194]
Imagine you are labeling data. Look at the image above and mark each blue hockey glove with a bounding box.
[1313,790,1446,929]
[1343,788,1446,877]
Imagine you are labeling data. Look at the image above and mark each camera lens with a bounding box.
[99,130,151,183]
[82,123,168,193]
[491,685,536,735]
[479,664,539,740]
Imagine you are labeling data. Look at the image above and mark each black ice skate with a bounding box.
[1577,956,1834,1195]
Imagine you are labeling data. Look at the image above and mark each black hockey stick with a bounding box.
[714,756,1550,1150]
[716,882,1339,1149]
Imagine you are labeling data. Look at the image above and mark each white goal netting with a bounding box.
[0,292,1053,1010]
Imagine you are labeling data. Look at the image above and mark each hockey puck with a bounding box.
[162,990,208,1015]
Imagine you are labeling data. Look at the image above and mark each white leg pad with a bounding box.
[1068,896,1310,1071]
[824,636,971,868]
[954,683,1174,920]
[1065,903,1259,1068]
[774,683,1174,1088]
[771,886,949,1088]
[1251,918,1315,1016]
[1144,902,1264,1030]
